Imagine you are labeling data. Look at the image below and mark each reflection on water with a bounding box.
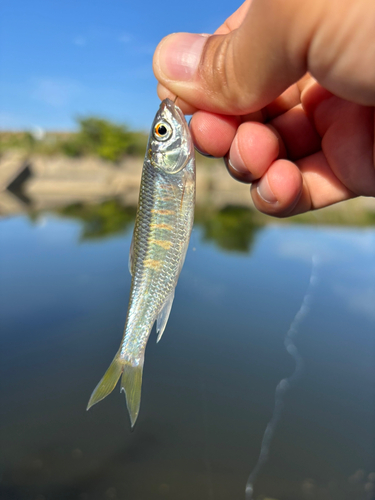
[57,201,137,241]
[195,205,261,253]
[33,200,262,253]
[246,256,320,500]
[0,201,374,500]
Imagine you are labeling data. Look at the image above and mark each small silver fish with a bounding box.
[87,98,196,426]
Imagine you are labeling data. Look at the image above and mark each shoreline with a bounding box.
[0,150,374,226]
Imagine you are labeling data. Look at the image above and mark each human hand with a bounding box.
[153,0,375,217]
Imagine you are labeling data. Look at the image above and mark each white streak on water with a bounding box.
[245,256,320,500]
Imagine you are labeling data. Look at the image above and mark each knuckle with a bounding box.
[198,33,250,112]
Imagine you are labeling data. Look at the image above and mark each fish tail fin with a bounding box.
[87,350,144,427]
[121,359,144,428]
[87,351,124,411]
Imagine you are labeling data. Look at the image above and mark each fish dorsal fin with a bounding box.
[156,290,175,343]
[128,231,135,275]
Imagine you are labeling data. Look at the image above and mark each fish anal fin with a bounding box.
[156,290,175,343]
[121,360,144,427]
[87,351,124,410]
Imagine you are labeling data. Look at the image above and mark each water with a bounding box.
[1,208,374,500]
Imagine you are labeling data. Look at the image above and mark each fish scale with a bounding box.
[87,99,195,427]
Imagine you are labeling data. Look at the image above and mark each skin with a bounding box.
[152,0,375,217]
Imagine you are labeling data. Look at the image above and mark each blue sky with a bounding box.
[0,0,237,131]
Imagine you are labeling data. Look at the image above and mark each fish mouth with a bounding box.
[158,98,193,158]
[160,98,185,123]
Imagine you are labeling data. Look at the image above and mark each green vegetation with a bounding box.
[50,200,263,252]
[61,117,147,161]
[32,198,375,251]
[57,200,136,240]
[195,205,262,252]
[0,117,148,162]
[286,204,375,226]
[0,131,37,154]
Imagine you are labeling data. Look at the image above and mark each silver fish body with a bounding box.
[87,99,195,426]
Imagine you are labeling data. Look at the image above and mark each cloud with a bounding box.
[333,284,375,320]
[275,226,375,263]
[31,78,83,107]
[73,36,86,46]
[127,65,153,79]
[134,43,155,55]
[0,111,45,131]
[118,33,131,43]
[0,112,23,130]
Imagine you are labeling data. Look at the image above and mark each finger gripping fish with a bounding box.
[87,99,195,427]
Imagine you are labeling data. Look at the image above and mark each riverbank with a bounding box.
[0,150,374,226]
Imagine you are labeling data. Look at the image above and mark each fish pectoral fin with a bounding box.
[121,360,144,428]
[87,351,123,410]
[128,230,135,276]
[156,290,175,343]
[179,178,186,211]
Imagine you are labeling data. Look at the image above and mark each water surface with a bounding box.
[0,207,374,500]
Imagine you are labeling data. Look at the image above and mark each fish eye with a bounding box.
[153,121,172,141]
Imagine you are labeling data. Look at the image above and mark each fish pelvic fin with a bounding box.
[121,359,144,428]
[87,351,124,411]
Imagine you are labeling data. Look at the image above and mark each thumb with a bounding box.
[153,0,310,114]
[153,0,375,114]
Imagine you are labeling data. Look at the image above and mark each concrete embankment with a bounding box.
[1,151,375,224]
[0,151,254,215]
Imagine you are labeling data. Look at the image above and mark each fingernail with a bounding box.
[194,145,215,158]
[188,116,216,158]
[157,33,208,81]
[228,134,249,175]
[257,175,278,204]
[224,155,254,184]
